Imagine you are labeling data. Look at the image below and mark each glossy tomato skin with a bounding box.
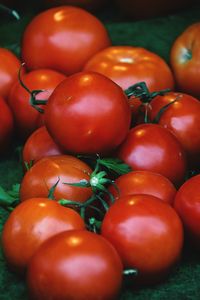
[20,155,93,203]
[27,230,123,300]
[170,22,200,98]
[22,126,64,168]
[0,48,24,99]
[149,92,200,166]
[84,46,175,91]
[8,69,66,141]
[45,72,131,155]
[21,6,111,75]
[109,170,177,205]
[0,96,14,154]
[2,198,85,273]
[117,123,187,187]
[101,194,184,285]
[174,174,200,248]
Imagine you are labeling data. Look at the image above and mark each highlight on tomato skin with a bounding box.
[27,229,123,300]
[1,197,85,273]
[101,194,184,286]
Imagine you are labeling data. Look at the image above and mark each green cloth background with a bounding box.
[1,2,200,299]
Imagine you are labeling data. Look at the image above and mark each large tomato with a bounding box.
[8,68,66,140]
[108,170,177,205]
[44,71,131,155]
[1,198,85,272]
[174,174,200,249]
[101,194,184,285]
[117,123,187,187]
[22,126,64,168]
[170,22,200,98]
[21,6,111,75]
[19,155,93,204]
[27,230,123,300]
[0,48,23,99]
[84,46,175,91]
[0,96,14,154]
[148,92,200,166]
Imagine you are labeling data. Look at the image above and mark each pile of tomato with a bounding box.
[1,2,200,300]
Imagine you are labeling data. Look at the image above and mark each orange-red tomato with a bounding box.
[8,68,66,140]
[101,194,184,285]
[0,48,23,99]
[21,6,111,75]
[84,46,175,92]
[19,155,93,203]
[0,96,14,154]
[2,198,85,272]
[170,22,200,98]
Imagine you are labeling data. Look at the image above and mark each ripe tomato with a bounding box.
[116,0,193,20]
[0,48,23,99]
[174,174,200,249]
[22,126,64,168]
[117,123,187,187]
[84,46,175,91]
[108,170,177,205]
[0,96,14,154]
[44,71,131,155]
[8,68,66,141]
[101,194,184,285]
[170,22,200,98]
[21,6,111,75]
[148,92,200,166]
[43,0,106,11]
[20,155,93,203]
[1,197,85,272]
[27,230,123,300]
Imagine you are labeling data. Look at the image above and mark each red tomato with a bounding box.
[101,194,184,285]
[117,123,187,187]
[116,0,193,20]
[1,198,85,272]
[21,6,111,75]
[20,155,93,204]
[27,230,123,300]
[108,170,177,205]
[148,92,200,166]
[43,0,106,11]
[22,126,64,168]
[84,46,175,91]
[8,68,66,140]
[174,174,200,248]
[0,48,23,99]
[0,96,14,154]
[170,22,200,98]
[44,71,131,155]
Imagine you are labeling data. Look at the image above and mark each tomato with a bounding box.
[43,0,106,12]
[0,96,14,154]
[108,170,177,205]
[174,174,200,249]
[116,0,193,20]
[1,197,85,273]
[22,126,64,168]
[101,194,184,285]
[117,123,187,187]
[8,68,66,141]
[148,92,200,167]
[44,71,131,155]
[0,48,23,99]
[21,6,111,75]
[170,22,200,98]
[27,230,123,300]
[84,46,175,92]
[20,155,93,204]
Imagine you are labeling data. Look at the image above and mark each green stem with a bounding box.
[0,4,20,20]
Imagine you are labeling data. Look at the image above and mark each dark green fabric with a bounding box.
[1,2,200,299]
